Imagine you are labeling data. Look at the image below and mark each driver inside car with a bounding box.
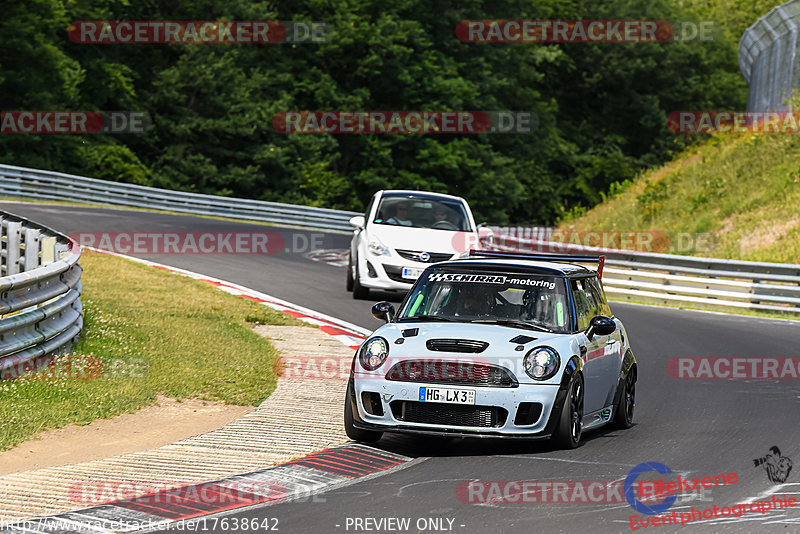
[454,285,495,316]
[433,205,449,222]
[522,288,557,326]
[386,201,413,226]
[431,204,461,230]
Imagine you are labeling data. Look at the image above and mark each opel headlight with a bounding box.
[368,239,389,256]
[360,337,389,371]
[523,347,560,381]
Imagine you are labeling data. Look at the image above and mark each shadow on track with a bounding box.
[367,422,639,459]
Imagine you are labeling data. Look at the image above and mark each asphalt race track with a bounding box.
[4,202,800,534]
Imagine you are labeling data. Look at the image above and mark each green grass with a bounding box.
[0,252,304,451]
[559,133,800,264]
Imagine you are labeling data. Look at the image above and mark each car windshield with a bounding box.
[373,194,472,231]
[398,270,571,334]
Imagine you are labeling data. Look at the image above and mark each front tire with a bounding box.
[612,369,636,429]
[344,382,382,443]
[552,374,584,449]
[352,259,370,300]
[346,253,354,292]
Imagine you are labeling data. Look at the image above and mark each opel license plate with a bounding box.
[402,267,423,280]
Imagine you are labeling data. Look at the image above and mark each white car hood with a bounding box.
[368,224,477,254]
[366,322,574,385]
[378,322,560,345]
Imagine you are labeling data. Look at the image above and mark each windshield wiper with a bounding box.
[398,314,459,322]
[472,319,554,333]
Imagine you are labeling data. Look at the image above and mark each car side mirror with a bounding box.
[371,301,395,323]
[586,315,616,340]
[349,215,365,228]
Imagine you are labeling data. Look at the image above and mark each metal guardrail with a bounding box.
[0,211,82,376]
[0,164,797,316]
[489,230,800,315]
[0,164,360,232]
[739,0,800,111]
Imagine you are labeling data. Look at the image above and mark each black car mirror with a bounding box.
[586,315,616,340]
[371,301,395,322]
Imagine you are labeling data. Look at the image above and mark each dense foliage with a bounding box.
[0,0,764,223]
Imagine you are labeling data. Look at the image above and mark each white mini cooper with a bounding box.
[344,251,637,449]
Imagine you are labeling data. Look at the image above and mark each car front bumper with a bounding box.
[350,375,564,437]
[357,255,428,291]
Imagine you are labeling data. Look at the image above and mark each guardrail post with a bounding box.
[23,228,40,272]
[5,221,22,276]
[41,236,56,266]
[55,243,68,261]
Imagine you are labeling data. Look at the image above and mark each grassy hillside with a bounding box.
[558,133,800,264]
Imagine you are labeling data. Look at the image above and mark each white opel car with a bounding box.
[344,251,637,449]
[347,190,486,299]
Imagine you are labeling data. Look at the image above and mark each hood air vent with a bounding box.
[426,339,489,353]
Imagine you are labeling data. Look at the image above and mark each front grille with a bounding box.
[385,360,517,387]
[395,249,454,263]
[426,338,488,353]
[382,264,407,283]
[391,401,507,428]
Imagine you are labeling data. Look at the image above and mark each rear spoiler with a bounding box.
[468,250,606,280]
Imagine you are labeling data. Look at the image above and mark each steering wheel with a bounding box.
[432,220,459,230]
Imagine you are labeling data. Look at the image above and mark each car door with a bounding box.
[585,276,623,407]
[571,277,615,414]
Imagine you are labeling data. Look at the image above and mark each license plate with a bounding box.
[402,267,423,280]
[419,386,475,405]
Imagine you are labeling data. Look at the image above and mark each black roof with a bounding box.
[380,190,463,202]
[429,259,594,277]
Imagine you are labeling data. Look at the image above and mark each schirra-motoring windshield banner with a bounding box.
[426,272,557,291]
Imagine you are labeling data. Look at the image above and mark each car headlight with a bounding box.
[359,337,389,371]
[368,239,389,256]
[523,347,560,381]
